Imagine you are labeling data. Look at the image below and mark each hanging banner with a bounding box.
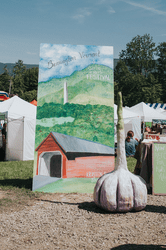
[33,44,114,193]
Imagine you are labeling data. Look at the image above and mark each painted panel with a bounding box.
[33,44,114,192]
[152,142,166,195]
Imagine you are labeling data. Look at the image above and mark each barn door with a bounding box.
[50,154,62,177]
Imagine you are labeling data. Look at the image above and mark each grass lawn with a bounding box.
[0,157,137,209]
[0,160,42,211]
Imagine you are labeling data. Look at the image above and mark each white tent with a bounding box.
[114,104,141,141]
[129,102,166,122]
[0,96,36,161]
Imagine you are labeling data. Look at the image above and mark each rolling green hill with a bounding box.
[38,64,113,107]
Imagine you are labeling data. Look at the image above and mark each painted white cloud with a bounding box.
[39,44,113,82]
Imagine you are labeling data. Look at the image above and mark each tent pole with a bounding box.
[23,116,24,161]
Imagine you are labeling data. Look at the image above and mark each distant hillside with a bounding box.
[37,64,114,107]
[0,62,38,75]
[0,60,119,75]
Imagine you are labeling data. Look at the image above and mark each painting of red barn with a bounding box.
[35,132,114,179]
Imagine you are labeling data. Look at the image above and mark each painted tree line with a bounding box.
[35,102,114,148]
[0,33,166,105]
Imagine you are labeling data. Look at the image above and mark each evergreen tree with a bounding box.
[0,65,11,93]
[12,60,38,102]
[12,60,26,97]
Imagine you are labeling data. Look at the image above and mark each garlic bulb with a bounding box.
[94,92,147,212]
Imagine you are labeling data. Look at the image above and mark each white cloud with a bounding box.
[108,6,116,13]
[100,46,113,55]
[72,8,91,22]
[124,0,166,15]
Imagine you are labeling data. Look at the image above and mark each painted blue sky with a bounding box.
[39,44,113,82]
[0,0,166,64]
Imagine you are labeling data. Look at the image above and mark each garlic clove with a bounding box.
[117,169,134,212]
[100,172,118,211]
[93,172,112,206]
[129,172,147,211]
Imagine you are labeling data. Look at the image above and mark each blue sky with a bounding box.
[0,0,166,64]
[39,44,113,81]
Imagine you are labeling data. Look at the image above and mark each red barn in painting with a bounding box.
[35,132,114,178]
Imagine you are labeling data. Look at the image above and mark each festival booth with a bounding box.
[128,102,166,193]
[129,102,166,123]
[114,104,141,141]
[0,96,36,161]
[30,99,37,106]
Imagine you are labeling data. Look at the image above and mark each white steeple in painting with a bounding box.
[64,81,68,104]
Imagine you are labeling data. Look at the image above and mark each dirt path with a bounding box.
[0,192,166,249]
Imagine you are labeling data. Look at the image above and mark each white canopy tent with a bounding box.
[129,102,166,122]
[0,96,36,161]
[114,104,141,141]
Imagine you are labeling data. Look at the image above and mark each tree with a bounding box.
[23,67,38,92]
[114,60,133,105]
[119,34,156,77]
[156,42,166,101]
[12,60,38,102]
[13,60,26,96]
[0,65,11,93]
[114,60,162,106]
[23,67,38,102]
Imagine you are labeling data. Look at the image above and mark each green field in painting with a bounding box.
[35,102,114,149]
[35,178,98,193]
[38,64,113,106]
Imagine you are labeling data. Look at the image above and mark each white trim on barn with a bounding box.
[38,151,62,177]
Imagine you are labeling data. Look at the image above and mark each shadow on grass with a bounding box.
[38,199,166,215]
[110,244,166,249]
[0,178,33,190]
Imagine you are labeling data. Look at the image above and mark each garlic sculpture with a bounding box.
[94,92,147,212]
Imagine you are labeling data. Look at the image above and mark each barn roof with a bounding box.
[50,132,114,155]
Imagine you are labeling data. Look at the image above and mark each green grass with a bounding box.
[126,157,137,173]
[0,157,136,190]
[0,157,137,197]
[0,160,43,211]
[0,160,33,190]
